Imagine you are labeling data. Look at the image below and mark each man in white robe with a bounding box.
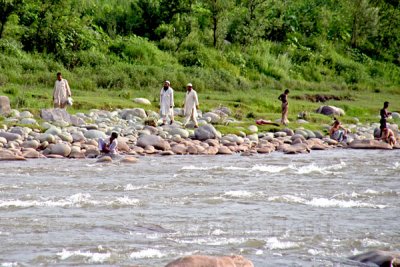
[183,83,199,128]
[53,72,71,109]
[159,80,174,125]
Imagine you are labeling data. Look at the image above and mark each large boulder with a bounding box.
[50,143,72,157]
[194,125,220,141]
[165,255,254,267]
[84,130,106,140]
[40,108,85,126]
[316,105,345,116]
[348,250,400,267]
[136,135,170,151]
[0,149,26,161]
[349,139,393,149]
[202,112,221,123]
[0,96,11,115]
[133,98,151,105]
[0,132,22,142]
[121,108,147,119]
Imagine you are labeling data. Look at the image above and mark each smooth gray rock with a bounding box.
[0,132,21,142]
[316,105,345,116]
[194,125,220,141]
[84,130,106,140]
[348,250,400,267]
[133,98,151,105]
[20,118,37,125]
[40,108,85,126]
[202,112,221,123]
[20,111,33,119]
[38,133,56,143]
[121,108,147,119]
[50,143,71,156]
[136,135,170,151]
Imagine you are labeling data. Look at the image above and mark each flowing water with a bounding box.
[0,150,399,266]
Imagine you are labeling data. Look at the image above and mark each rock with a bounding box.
[187,145,198,154]
[133,98,151,105]
[0,132,21,142]
[160,150,175,156]
[392,112,400,119]
[195,125,220,141]
[0,96,11,115]
[172,144,187,155]
[40,108,85,126]
[165,255,254,267]
[348,250,400,267]
[80,124,98,130]
[316,105,345,116]
[117,140,130,152]
[248,125,258,133]
[46,154,65,159]
[50,143,71,157]
[0,137,7,145]
[58,132,73,143]
[282,143,311,154]
[349,139,393,149]
[45,127,62,135]
[0,149,26,161]
[38,133,56,143]
[21,140,40,149]
[304,129,316,139]
[296,119,309,124]
[295,129,308,139]
[274,131,287,138]
[69,151,86,159]
[213,106,231,116]
[20,118,37,125]
[22,149,41,158]
[202,112,221,123]
[257,145,274,154]
[121,108,147,119]
[165,127,190,138]
[72,131,86,142]
[282,128,294,136]
[313,130,324,139]
[247,133,259,142]
[120,156,138,163]
[136,135,170,151]
[96,156,112,163]
[217,146,233,155]
[84,130,106,140]
[20,111,33,119]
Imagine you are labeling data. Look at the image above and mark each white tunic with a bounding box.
[53,79,71,105]
[160,87,174,116]
[184,89,199,118]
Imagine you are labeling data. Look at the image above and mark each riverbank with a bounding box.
[0,105,399,162]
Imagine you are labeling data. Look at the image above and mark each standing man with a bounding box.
[160,80,174,125]
[53,72,72,109]
[183,83,199,128]
[278,89,290,125]
[380,101,391,137]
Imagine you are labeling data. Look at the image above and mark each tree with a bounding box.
[350,0,379,48]
[0,0,24,38]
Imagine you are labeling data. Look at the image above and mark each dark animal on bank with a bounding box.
[348,250,400,267]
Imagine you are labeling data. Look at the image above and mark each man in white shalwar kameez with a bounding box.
[183,83,199,128]
[53,72,71,109]
[159,80,174,125]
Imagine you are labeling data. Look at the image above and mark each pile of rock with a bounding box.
[0,96,399,161]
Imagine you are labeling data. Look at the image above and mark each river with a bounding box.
[0,149,399,266]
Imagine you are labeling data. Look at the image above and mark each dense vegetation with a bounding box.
[1,0,400,130]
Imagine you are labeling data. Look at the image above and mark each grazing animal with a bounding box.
[348,250,400,267]
[165,255,254,267]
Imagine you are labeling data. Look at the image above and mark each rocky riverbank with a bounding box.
[0,105,399,162]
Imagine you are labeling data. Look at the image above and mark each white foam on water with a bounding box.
[210,229,226,236]
[364,189,380,195]
[181,165,213,170]
[293,161,346,175]
[255,250,263,255]
[129,248,166,259]
[308,249,322,256]
[251,165,289,173]
[268,195,306,204]
[173,237,246,246]
[114,196,140,206]
[124,184,148,191]
[0,193,140,209]
[57,249,111,263]
[1,263,18,267]
[305,198,386,209]
[361,238,389,248]
[223,190,254,198]
[265,237,301,250]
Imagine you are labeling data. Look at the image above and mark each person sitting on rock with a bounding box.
[98,132,119,155]
[329,118,347,142]
[380,101,392,138]
[381,127,396,146]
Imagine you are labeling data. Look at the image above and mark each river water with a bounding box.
[0,149,399,266]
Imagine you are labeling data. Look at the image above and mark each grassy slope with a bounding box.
[1,39,400,135]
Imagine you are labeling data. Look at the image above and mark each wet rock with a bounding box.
[120,156,138,163]
[348,250,400,267]
[0,149,26,161]
[165,255,254,267]
[160,150,174,156]
[349,139,392,149]
[282,143,311,154]
[172,144,187,155]
[96,156,112,163]
[137,135,170,151]
[217,146,233,155]
[22,149,41,158]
